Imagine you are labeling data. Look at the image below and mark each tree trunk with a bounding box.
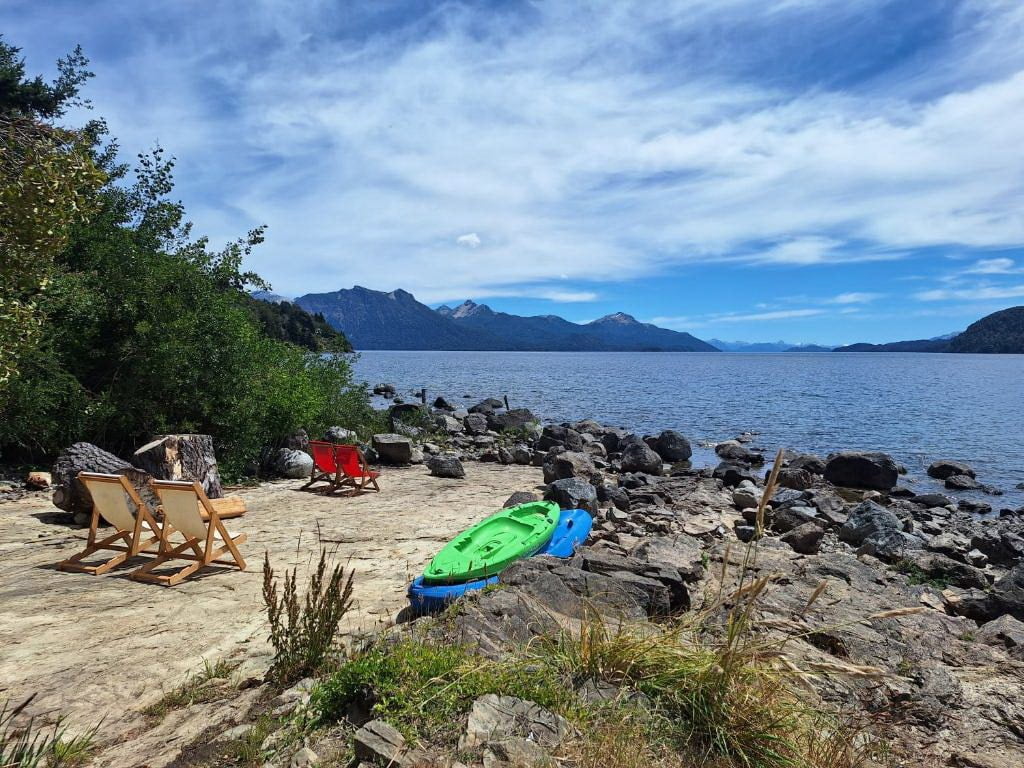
[52,442,156,517]
[131,434,224,499]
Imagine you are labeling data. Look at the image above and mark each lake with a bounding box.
[352,351,1024,508]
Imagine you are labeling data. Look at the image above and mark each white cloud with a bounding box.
[8,0,1024,301]
[914,283,1024,301]
[827,292,884,304]
[653,308,825,328]
[962,257,1018,274]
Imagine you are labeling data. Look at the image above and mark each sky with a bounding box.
[6,0,1024,344]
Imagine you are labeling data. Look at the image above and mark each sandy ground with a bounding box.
[0,463,543,740]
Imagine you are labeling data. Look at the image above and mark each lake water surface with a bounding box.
[352,351,1024,507]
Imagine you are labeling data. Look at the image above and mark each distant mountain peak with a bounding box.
[451,300,493,319]
[592,312,638,325]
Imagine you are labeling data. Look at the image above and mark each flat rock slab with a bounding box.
[0,464,542,763]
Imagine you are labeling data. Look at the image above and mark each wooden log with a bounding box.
[131,434,224,499]
[51,442,157,516]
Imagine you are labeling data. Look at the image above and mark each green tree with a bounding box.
[0,38,368,475]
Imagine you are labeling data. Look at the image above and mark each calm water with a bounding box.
[352,351,1024,507]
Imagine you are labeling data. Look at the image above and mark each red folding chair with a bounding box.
[302,440,345,494]
[335,444,381,495]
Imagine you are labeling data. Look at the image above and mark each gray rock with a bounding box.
[324,426,357,443]
[619,442,664,475]
[538,426,584,452]
[782,521,826,554]
[469,397,505,413]
[597,483,630,512]
[992,563,1024,621]
[289,747,319,768]
[857,529,918,562]
[776,467,813,491]
[504,491,540,508]
[435,414,465,434]
[945,474,980,491]
[629,535,705,581]
[483,738,553,768]
[907,552,989,590]
[715,441,764,465]
[824,451,899,491]
[927,459,976,480]
[426,454,465,479]
[545,477,598,514]
[371,434,414,464]
[732,482,760,510]
[272,449,313,479]
[464,412,489,435]
[770,505,821,534]
[838,500,901,545]
[652,430,692,462]
[543,451,599,484]
[511,445,533,465]
[461,694,569,751]
[713,462,759,487]
[487,408,536,432]
[914,492,954,508]
[976,615,1024,659]
[789,453,826,475]
[353,720,426,767]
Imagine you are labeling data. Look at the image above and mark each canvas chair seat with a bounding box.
[131,480,247,587]
[57,472,163,575]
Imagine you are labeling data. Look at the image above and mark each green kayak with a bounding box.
[423,501,559,583]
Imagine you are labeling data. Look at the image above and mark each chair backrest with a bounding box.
[80,472,139,532]
[152,480,209,541]
[334,445,365,477]
[310,441,339,473]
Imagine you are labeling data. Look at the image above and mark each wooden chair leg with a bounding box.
[58,531,132,575]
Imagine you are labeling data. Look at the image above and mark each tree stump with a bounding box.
[52,442,156,517]
[131,434,224,499]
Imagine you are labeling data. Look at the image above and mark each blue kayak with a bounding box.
[407,574,498,613]
[536,508,593,558]
[407,509,593,614]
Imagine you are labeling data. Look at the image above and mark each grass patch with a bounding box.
[1,695,98,768]
[895,559,952,590]
[142,659,239,721]
[307,639,571,745]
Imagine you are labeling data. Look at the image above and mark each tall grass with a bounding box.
[1,696,96,768]
[263,548,355,685]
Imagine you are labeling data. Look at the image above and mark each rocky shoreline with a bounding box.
[344,389,1024,765]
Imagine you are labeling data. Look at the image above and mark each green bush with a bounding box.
[0,38,369,476]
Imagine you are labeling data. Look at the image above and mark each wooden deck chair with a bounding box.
[301,440,345,493]
[335,444,381,495]
[132,480,247,586]
[57,472,162,575]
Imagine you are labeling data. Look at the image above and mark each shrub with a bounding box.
[0,695,97,768]
[263,549,355,685]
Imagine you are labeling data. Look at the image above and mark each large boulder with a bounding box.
[426,454,465,479]
[620,442,664,475]
[324,426,357,443]
[463,413,489,435]
[538,425,584,452]
[372,433,414,464]
[487,408,536,432]
[992,563,1024,622]
[544,477,598,513]
[838,500,901,546]
[434,414,464,434]
[542,451,599,484]
[713,462,759,487]
[629,535,705,581]
[789,453,826,475]
[272,448,314,479]
[652,430,692,462]
[715,441,764,465]
[927,459,976,480]
[945,474,980,491]
[469,398,505,414]
[824,451,899,491]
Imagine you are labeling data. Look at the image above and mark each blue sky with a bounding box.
[6,0,1024,344]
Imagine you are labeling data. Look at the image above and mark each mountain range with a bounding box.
[291,287,716,351]
[255,288,1024,354]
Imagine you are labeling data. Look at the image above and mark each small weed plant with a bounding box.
[1,695,97,768]
[263,548,355,685]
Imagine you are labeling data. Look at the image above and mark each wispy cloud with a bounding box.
[827,292,885,305]
[914,283,1024,302]
[653,308,825,328]
[7,0,1024,308]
